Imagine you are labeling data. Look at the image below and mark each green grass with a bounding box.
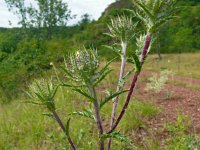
[168,80,200,90]
[164,112,200,150]
[119,100,160,132]
[144,53,200,78]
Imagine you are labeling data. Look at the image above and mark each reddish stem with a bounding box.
[108,34,151,134]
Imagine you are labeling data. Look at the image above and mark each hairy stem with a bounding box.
[52,111,77,150]
[108,34,151,134]
[107,42,126,150]
[90,87,104,150]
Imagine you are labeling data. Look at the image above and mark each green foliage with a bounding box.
[131,0,178,33]
[167,135,200,150]
[69,109,95,120]
[99,90,128,109]
[131,52,141,73]
[101,131,130,143]
[165,112,191,134]
[165,112,200,150]
[5,0,73,39]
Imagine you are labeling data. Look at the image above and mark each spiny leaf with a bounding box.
[134,0,155,21]
[132,53,141,73]
[150,16,177,33]
[61,82,85,88]
[118,69,134,87]
[103,45,122,56]
[101,131,130,143]
[100,90,129,109]
[72,88,95,102]
[69,110,95,120]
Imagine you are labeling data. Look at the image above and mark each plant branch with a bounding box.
[108,34,151,134]
[90,87,104,150]
[106,42,127,150]
[52,111,77,150]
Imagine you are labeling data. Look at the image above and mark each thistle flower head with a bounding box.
[27,78,58,111]
[64,48,99,85]
[73,48,99,71]
[107,15,138,43]
[67,48,98,74]
[63,47,112,88]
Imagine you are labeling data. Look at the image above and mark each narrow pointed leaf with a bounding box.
[118,69,134,87]
[42,112,54,118]
[134,1,155,21]
[101,131,130,143]
[69,110,95,120]
[94,69,112,87]
[100,90,128,109]
[73,88,95,102]
[103,45,121,56]
[132,53,141,73]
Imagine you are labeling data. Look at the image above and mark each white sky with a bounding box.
[0,0,115,28]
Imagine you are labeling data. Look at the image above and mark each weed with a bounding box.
[146,70,174,99]
[164,112,200,150]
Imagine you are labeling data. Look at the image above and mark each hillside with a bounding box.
[0,0,199,102]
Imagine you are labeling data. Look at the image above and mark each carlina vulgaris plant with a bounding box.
[106,0,178,149]
[26,78,77,150]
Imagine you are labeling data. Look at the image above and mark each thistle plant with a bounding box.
[105,15,138,149]
[26,1,178,149]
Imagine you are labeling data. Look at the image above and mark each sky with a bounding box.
[0,0,115,28]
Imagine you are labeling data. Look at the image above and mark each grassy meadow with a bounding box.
[1,53,200,150]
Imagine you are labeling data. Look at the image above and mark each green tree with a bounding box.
[5,0,73,39]
[5,0,27,28]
